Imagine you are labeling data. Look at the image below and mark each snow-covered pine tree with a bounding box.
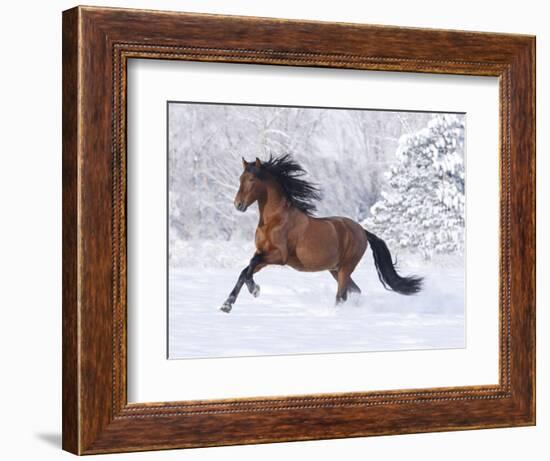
[365,114,465,259]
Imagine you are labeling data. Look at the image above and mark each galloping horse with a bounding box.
[220,154,422,313]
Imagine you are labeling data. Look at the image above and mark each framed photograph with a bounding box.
[62,6,535,455]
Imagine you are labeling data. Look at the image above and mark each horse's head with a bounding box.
[234,157,265,212]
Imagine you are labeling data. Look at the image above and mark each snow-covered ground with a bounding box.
[168,245,465,359]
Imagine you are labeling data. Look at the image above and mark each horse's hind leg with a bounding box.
[330,271,361,296]
[347,279,361,294]
[334,268,354,304]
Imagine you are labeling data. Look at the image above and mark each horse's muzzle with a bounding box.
[235,201,247,212]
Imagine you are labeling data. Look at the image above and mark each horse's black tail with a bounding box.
[365,230,423,295]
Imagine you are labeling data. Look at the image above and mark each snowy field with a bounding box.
[167,106,466,360]
[168,245,465,359]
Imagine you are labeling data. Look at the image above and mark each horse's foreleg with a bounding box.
[220,266,249,313]
[244,247,286,293]
[244,253,263,297]
[221,249,286,312]
[220,254,265,313]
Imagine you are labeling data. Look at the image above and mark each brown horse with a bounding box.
[220,154,422,313]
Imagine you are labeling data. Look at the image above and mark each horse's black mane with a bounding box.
[251,154,321,215]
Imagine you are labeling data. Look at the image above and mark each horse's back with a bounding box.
[287,215,367,272]
[320,216,368,259]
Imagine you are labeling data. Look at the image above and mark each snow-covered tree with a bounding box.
[365,114,465,259]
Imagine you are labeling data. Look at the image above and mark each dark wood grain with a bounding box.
[62,5,536,455]
[61,7,79,454]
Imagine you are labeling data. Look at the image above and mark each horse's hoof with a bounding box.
[251,284,260,298]
[220,302,233,313]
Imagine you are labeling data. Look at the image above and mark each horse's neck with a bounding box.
[258,182,289,225]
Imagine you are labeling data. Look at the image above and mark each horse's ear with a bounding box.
[241,157,247,169]
[254,157,262,168]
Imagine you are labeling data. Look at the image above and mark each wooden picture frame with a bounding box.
[62,5,535,455]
